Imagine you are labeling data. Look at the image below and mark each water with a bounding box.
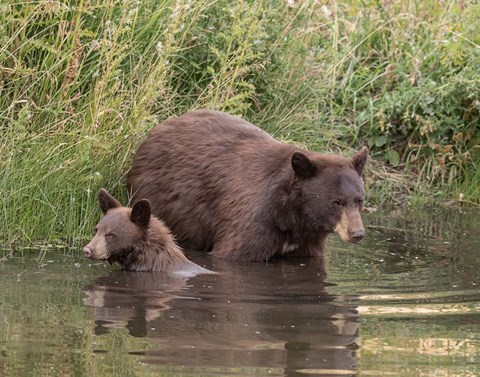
[1,208,480,376]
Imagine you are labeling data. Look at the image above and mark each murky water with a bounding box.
[1,208,480,376]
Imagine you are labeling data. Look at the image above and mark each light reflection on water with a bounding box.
[0,207,480,376]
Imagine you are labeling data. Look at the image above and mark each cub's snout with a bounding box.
[82,235,109,260]
[83,245,93,258]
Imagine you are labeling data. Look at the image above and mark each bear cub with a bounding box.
[83,189,213,275]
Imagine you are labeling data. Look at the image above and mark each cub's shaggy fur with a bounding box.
[83,189,213,275]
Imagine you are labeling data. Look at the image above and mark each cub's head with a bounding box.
[83,189,151,261]
[291,146,368,244]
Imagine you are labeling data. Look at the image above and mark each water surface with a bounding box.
[1,208,480,376]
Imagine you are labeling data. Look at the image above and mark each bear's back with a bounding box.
[149,109,276,150]
[126,110,294,252]
[127,109,291,201]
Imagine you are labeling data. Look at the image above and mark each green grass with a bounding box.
[1,0,479,247]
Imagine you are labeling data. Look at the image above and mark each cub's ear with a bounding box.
[291,152,317,179]
[351,146,368,176]
[131,199,151,228]
[98,189,121,214]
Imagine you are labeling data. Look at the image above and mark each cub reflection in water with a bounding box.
[84,271,188,337]
[83,258,359,376]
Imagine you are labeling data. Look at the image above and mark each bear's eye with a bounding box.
[93,227,98,235]
[332,199,342,206]
[355,198,364,207]
[105,233,116,240]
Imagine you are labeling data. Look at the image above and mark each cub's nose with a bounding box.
[350,229,365,243]
[83,246,93,258]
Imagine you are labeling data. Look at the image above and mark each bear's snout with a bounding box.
[82,237,109,260]
[349,229,365,244]
[334,208,365,244]
[83,245,93,258]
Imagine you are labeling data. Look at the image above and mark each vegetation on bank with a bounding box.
[1,0,479,246]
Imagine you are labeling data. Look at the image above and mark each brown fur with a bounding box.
[83,189,213,275]
[127,110,368,262]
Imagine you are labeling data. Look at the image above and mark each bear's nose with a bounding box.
[83,246,93,258]
[350,229,365,243]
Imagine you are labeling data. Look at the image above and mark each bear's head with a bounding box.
[83,189,151,261]
[291,146,368,244]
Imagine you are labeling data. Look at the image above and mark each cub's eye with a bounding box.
[105,233,116,239]
[93,227,98,235]
[332,199,342,206]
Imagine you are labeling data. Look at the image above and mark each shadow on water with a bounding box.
[83,257,360,377]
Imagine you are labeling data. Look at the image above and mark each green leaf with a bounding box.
[375,135,387,147]
[385,150,400,166]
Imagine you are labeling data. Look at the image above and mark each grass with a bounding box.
[1,0,479,247]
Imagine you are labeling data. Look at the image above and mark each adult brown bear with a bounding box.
[127,110,368,261]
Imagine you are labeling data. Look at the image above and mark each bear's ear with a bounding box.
[291,152,317,179]
[131,199,151,228]
[350,146,368,176]
[98,189,121,214]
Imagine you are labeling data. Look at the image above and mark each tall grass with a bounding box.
[1,0,479,247]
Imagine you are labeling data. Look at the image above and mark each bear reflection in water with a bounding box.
[84,257,359,375]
